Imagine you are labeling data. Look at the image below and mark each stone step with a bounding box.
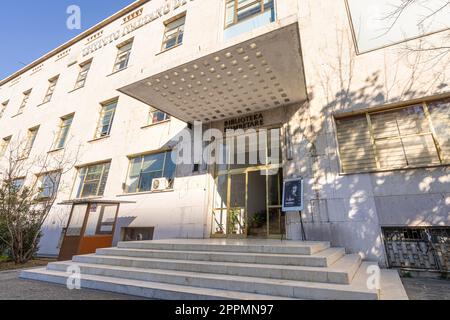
[96,247,345,267]
[20,268,294,300]
[72,253,362,284]
[117,239,330,256]
[46,261,379,300]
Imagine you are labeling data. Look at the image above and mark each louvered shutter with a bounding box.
[336,115,377,173]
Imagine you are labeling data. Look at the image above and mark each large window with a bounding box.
[225,0,275,28]
[113,40,133,72]
[0,101,8,119]
[43,76,59,103]
[74,162,111,198]
[126,151,176,193]
[36,171,61,199]
[74,60,92,89]
[162,15,185,51]
[346,0,450,53]
[54,114,74,150]
[149,108,170,125]
[23,127,39,157]
[17,90,31,115]
[94,101,117,139]
[0,136,11,158]
[336,98,450,173]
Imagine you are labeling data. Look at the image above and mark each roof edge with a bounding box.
[0,0,151,87]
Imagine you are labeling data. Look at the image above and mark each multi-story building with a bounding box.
[0,0,448,269]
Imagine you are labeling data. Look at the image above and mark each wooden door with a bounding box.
[78,204,119,255]
[58,204,88,261]
[58,203,119,261]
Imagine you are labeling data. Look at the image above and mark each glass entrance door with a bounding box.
[211,127,285,238]
[247,170,268,237]
[212,167,284,239]
[228,173,246,237]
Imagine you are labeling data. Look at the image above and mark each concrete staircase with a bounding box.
[21,239,408,300]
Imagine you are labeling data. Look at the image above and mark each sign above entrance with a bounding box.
[282,178,304,212]
[224,113,264,131]
[82,0,195,57]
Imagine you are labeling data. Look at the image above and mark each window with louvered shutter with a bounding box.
[428,99,450,163]
[336,115,377,172]
[336,99,449,173]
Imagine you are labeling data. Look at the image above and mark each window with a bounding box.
[43,76,59,103]
[336,98,450,173]
[162,15,185,51]
[225,0,275,28]
[66,204,88,236]
[149,108,170,125]
[346,0,450,53]
[23,127,39,157]
[0,136,11,157]
[53,114,74,150]
[12,178,25,192]
[74,162,111,198]
[94,101,117,139]
[18,90,31,114]
[113,40,133,72]
[74,60,92,89]
[84,204,117,236]
[126,151,176,193]
[0,101,8,119]
[36,171,61,199]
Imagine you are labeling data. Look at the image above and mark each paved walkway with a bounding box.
[0,268,448,300]
[0,270,145,300]
[401,277,450,300]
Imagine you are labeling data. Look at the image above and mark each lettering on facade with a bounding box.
[224,113,264,131]
[82,0,194,57]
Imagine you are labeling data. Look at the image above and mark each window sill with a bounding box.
[141,119,171,129]
[339,163,450,176]
[156,44,183,56]
[35,196,54,202]
[88,135,110,143]
[69,196,104,202]
[68,86,85,94]
[107,66,130,77]
[37,101,51,108]
[117,189,175,197]
[48,148,64,154]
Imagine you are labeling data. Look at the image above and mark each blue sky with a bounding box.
[0,0,135,80]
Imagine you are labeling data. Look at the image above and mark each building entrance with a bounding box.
[58,201,121,261]
[211,128,285,239]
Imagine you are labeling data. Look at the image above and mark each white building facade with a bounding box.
[0,0,448,268]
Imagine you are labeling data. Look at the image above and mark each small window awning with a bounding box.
[118,22,307,123]
[58,198,136,206]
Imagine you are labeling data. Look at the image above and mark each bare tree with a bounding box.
[0,137,79,264]
[382,0,450,58]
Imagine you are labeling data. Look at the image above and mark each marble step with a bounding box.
[72,253,362,284]
[117,239,330,256]
[20,268,294,300]
[46,261,379,300]
[96,247,345,267]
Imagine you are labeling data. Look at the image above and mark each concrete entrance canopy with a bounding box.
[119,22,307,123]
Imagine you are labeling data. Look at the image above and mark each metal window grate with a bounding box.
[383,227,449,272]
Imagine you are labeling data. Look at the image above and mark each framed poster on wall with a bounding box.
[282,178,304,212]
